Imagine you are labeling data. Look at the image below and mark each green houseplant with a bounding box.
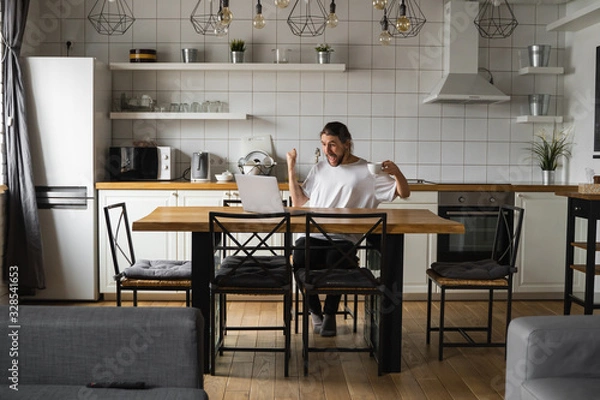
[230,39,246,63]
[315,43,333,64]
[526,126,573,184]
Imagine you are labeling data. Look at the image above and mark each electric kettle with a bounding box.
[191,151,210,182]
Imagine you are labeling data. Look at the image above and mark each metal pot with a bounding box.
[238,150,276,175]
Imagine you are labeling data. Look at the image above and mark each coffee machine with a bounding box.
[191,151,210,182]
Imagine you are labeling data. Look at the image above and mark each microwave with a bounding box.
[108,146,173,181]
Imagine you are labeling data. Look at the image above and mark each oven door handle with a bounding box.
[444,211,500,217]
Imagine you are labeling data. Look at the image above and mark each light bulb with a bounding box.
[326,13,338,28]
[214,25,228,36]
[373,0,386,11]
[275,0,290,8]
[253,13,266,29]
[219,6,233,26]
[379,30,392,45]
[326,0,338,28]
[396,15,410,32]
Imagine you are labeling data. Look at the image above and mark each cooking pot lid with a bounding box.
[238,150,276,167]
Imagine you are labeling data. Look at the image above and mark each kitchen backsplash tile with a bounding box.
[22,0,567,184]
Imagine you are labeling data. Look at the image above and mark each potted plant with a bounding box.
[315,43,333,64]
[230,39,246,63]
[526,126,573,185]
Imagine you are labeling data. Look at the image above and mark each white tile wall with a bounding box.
[22,0,567,183]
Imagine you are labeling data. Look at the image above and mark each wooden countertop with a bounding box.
[555,191,600,200]
[96,181,578,193]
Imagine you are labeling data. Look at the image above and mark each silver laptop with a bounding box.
[235,174,304,215]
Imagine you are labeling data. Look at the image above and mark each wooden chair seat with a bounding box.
[426,269,509,288]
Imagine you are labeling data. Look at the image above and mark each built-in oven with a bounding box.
[437,191,514,263]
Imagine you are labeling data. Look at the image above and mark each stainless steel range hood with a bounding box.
[423,1,510,105]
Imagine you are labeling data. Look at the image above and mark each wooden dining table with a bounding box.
[133,206,464,374]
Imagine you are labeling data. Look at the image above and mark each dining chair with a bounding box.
[209,211,292,377]
[103,203,192,306]
[294,212,387,376]
[426,204,524,360]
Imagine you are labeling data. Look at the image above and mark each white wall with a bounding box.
[22,0,571,184]
[563,21,600,182]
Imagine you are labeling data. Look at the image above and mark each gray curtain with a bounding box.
[2,0,45,292]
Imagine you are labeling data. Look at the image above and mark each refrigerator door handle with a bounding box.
[35,186,88,209]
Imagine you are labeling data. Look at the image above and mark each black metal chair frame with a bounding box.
[103,203,192,307]
[209,211,292,376]
[426,204,524,361]
[295,212,387,376]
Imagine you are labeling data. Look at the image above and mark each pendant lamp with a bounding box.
[384,0,426,39]
[191,0,230,36]
[88,0,135,36]
[474,0,518,39]
[287,0,328,37]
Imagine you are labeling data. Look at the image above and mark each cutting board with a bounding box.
[240,135,273,156]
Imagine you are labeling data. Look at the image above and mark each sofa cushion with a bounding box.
[521,378,600,400]
[0,385,208,400]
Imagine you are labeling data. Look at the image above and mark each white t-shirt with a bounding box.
[302,158,397,208]
[300,158,397,242]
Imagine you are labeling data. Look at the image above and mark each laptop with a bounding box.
[234,174,304,215]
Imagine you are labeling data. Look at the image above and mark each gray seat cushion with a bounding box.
[431,258,511,280]
[0,385,208,400]
[295,268,379,289]
[521,378,600,400]
[124,259,191,279]
[215,255,290,288]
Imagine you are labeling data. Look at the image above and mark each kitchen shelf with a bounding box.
[516,115,564,124]
[519,66,564,75]
[110,62,346,72]
[547,2,600,32]
[110,112,248,120]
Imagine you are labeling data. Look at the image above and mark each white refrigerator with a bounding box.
[21,57,111,300]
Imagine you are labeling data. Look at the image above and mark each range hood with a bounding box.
[423,1,510,104]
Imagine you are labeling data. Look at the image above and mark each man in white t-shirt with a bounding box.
[287,121,410,336]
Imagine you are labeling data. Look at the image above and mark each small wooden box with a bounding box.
[578,183,600,193]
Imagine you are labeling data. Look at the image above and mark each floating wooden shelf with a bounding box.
[547,3,600,32]
[519,66,564,75]
[110,112,248,120]
[110,62,346,72]
[516,115,564,124]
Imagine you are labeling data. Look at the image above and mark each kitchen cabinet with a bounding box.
[379,192,438,296]
[514,192,572,297]
[98,189,225,295]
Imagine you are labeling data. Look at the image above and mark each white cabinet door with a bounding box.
[379,192,438,295]
[514,192,568,296]
[177,190,226,259]
[98,190,178,294]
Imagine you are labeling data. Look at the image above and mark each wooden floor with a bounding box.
[23,298,573,399]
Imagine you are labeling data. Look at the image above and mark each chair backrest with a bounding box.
[209,211,292,287]
[303,212,387,286]
[104,202,136,277]
[491,205,524,268]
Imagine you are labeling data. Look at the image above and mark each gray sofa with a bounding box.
[505,315,600,400]
[0,305,208,399]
